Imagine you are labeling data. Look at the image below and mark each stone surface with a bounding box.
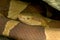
[43,0,60,11]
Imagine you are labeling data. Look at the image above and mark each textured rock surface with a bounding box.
[43,0,60,11]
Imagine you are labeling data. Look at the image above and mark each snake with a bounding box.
[0,0,53,40]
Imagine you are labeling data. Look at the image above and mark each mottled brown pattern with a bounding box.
[0,0,60,40]
[0,0,46,40]
[0,0,10,35]
[10,23,46,40]
[48,20,60,28]
[0,0,10,16]
[0,15,9,35]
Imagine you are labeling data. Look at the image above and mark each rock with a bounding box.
[43,0,60,11]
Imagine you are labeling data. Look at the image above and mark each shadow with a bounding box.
[0,0,11,17]
[0,35,16,40]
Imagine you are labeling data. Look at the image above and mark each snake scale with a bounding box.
[0,0,47,40]
[0,0,50,36]
[0,0,60,40]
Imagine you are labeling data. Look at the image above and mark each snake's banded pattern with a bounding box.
[0,0,46,40]
[0,0,60,40]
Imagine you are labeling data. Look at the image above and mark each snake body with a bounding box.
[2,0,51,36]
